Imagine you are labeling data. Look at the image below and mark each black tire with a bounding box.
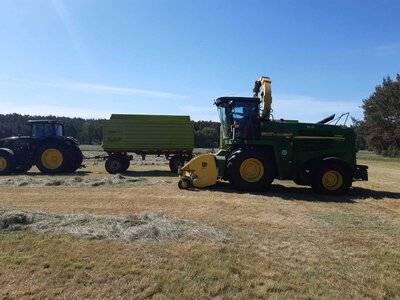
[169,155,184,173]
[35,142,69,174]
[105,154,126,174]
[311,162,352,195]
[178,178,191,189]
[65,145,83,172]
[121,155,130,172]
[0,149,16,175]
[226,148,275,191]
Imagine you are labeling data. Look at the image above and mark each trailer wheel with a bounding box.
[178,178,191,189]
[311,162,352,195]
[105,154,126,174]
[169,155,184,173]
[121,155,130,172]
[0,149,16,175]
[35,143,68,174]
[227,148,274,191]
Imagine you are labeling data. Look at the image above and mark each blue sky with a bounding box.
[0,0,399,122]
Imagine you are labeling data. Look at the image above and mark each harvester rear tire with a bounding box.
[0,149,16,175]
[311,162,352,195]
[35,143,68,174]
[227,148,275,191]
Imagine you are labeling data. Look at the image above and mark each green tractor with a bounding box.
[179,76,368,195]
[0,120,83,175]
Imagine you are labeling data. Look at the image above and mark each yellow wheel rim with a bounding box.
[0,157,7,172]
[240,158,264,182]
[41,148,63,170]
[322,170,343,190]
[180,180,188,189]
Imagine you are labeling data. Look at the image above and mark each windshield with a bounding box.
[31,123,63,137]
[218,106,230,139]
[54,124,63,136]
[230,101,259,123]
[217,100,260,140]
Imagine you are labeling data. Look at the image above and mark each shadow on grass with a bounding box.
[201,181,400,203]
[16,170,92,177]
[123,170,176,178]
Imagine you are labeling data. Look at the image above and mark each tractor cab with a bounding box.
[28,120,64,138]
[215,97,261,144]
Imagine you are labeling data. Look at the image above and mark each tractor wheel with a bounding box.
[65,145,83,172]
[311,162,352,195]
[178,178,191,190]
[35,143,68,174]
[105,154,126,174]
[169,155,184,173]
[227,148,275,191]
[0,149,16,175]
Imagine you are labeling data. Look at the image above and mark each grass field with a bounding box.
[0,150,399,299]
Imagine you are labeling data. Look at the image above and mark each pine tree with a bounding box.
[362,74,400,156]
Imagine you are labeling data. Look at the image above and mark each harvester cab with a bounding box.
[216,76,272,145]
[178,75,368,195]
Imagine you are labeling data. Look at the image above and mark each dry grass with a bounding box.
[0,209,228,243]
[0,151,399,299]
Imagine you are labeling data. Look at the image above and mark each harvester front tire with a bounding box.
[0,149,16,175]
[35,143,68,174]
[311,162,352,195]
[227,148,275,191]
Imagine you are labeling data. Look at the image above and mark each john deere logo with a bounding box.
[202,162,207,168]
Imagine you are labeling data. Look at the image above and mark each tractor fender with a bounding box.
[0,148,15,156]
[297,157,352,182]
[33,137,71,155]
[229,145,277,171]
[320,157,352,172]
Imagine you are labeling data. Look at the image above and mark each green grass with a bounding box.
[357,150,400,163]
[317,211,398,233]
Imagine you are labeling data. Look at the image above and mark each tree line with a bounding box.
[0,114,220,148]
[2,75,398,155]
[352,74,400,157]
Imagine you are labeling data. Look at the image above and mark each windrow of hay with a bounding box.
[0,174,174,187]
[0,208,229,243]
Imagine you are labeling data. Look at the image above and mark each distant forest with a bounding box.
[0,114,220,148]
